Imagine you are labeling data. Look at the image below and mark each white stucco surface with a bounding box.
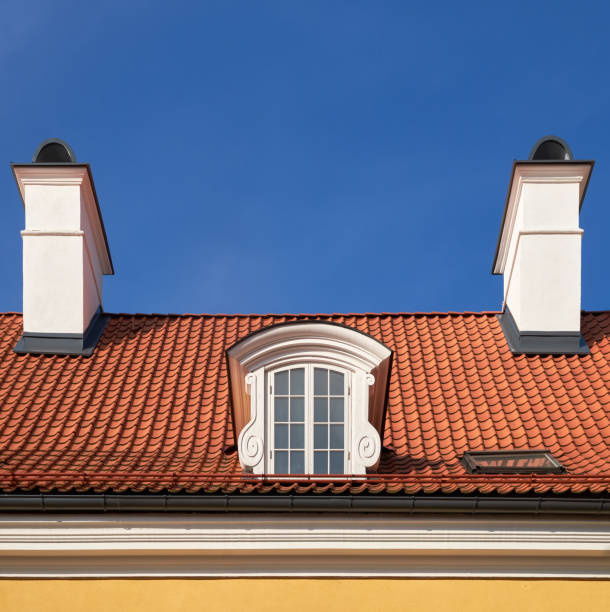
[13,166,112,336]
[498,164,590,333]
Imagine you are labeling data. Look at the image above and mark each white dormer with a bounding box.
[227,322,392,475]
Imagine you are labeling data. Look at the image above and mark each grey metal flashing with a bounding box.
[1,493,610,515]
[491,159,594,275]
[10,162,115,275]
[14,309,109,357]
[498,307,589,355]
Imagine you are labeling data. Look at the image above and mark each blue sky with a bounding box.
[1,1,610,315]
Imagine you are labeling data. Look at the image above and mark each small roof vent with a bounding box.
[528,135,573,161]
[32,138,77,163]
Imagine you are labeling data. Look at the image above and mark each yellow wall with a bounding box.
[1,579,609,612]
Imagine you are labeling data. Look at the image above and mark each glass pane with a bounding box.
[314,424,328,449]
[329,370,344,395]
[330,397,343,422]
[275,370,289,395]
[314,397,328,422]
[290,424,304,449]
[314,368,328,395]
[290,451,304,474]
[275,451,288,474]
[330,424,344,449]
[330,451,344,474]
[290,368,304,395]
[274,424,288,448]
[275,397,288,421]
[314,451,328,474]
[290,397,304,422]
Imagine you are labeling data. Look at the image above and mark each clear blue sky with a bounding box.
[2,1,610,315]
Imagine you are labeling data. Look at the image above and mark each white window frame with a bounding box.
[228,322,392,476]
[267,363,351,474]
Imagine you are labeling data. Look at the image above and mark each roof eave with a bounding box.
[2,493,610,515]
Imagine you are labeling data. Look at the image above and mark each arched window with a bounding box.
[227,322,391,475]
[269,364,349,474]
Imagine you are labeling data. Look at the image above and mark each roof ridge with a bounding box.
[0,310,506,318]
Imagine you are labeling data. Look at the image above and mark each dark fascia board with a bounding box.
[498,307,589,355]
[491,159,595,275]
[1,493,610,515]
[10,162,114,275]
[14,309,109,357]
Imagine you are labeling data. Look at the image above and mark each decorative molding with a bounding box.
[238,373,264,470]
[12,163,113,276]
[20,230,85,237]
[1,513,610,577]
[493,162,592,275]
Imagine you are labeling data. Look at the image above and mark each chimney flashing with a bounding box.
[14,308,109,357]
[498,307,589,356]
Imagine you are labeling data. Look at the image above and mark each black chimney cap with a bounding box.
[528,135,573,161]
[32,138,77,163]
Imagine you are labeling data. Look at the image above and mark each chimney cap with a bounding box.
[32,138,77,163]
[528,135,573,161]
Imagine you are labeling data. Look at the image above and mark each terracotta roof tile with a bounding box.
[1,311,610,495]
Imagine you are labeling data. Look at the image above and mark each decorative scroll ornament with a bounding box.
[238,373,264,469]
[357,431,380,466]
[241,433,264,467]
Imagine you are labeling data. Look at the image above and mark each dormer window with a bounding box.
[227,322,392,476]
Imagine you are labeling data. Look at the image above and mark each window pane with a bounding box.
[274,424,288,448]
[314,397,328,422]
[290,368,304,395]
[330,451,344,474]
[314,451,328,474]
[275,370,289,395]
[330,424,343,449]
[314,424,328,449]
[275,397,288,421]
[290,397,304,422]
[330,397,343,422]
[314,368,328,395]
[290,424,304,449]
[329,370,344,395]
[275,451,288,474]
[291,451,305,473]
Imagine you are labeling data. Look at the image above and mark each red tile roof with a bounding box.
[1,311,610,496]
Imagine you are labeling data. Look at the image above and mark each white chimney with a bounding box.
[12,139,114,356]
[493,136,593,354]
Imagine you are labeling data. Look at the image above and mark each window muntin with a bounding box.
[269,365,348,474]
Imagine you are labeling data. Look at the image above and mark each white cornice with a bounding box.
[494,163,592,275]
[13,165,112,276]
[228,323,391,373]
[1,514,610,577]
